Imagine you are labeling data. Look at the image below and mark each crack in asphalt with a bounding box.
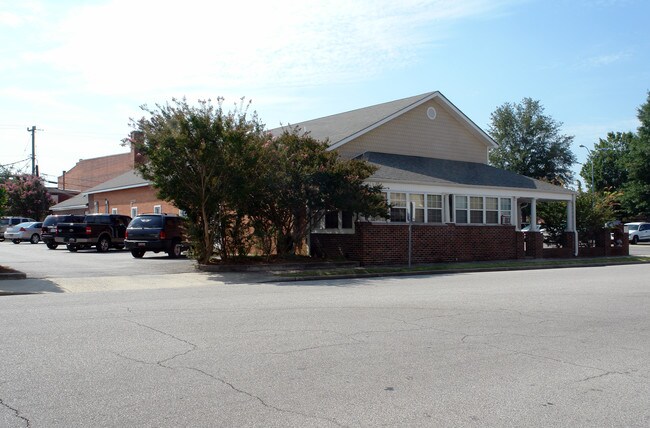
[0,398,30,427]
[264,342,359,355]
[120,320,346,426]
[180,366,347,427]
[123,319,198,365]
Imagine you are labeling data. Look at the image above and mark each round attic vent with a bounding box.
[426,106,437,120]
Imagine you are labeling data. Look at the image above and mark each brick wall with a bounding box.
[57,149,136,192]
[87,186,178,218]
[312,222,524,266]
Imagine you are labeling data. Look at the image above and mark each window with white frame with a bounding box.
[454,195,512,225]
[316,210,355,230]
[500,198,512,224]
[455,196,468,223]
[470,196,483,223]
[131,207,138,218]
[485,197,499,223]
[111,208,118,214]
[153,205,162,214]
[427,194,443,223]
[410,194,425,223]
[390,192,407,222]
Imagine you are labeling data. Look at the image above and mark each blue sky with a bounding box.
[1,0,648,186]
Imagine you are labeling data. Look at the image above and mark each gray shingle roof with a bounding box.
[84,169,149,194]
[270,91,496,149]
[50,193,88,211]
[359,152,574,194]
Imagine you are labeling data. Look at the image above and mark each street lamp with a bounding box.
[579,144,594,192]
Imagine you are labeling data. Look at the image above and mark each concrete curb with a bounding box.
[0,271,27,280]
[268,259,650,282]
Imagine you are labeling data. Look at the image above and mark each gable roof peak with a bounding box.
[270,91,496,150]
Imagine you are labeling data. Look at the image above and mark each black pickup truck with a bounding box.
[54,214,132,252]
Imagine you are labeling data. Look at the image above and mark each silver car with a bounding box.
[3,221,43,244]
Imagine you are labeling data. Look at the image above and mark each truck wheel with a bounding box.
[46,243,58,250]
[131,249,145,258]
[67,244,78,252]
[632,235,639,245]
[168,240,182,258]
[30,234,40,244]
[97,236,111,253]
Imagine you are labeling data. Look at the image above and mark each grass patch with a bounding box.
[276,256,650,278]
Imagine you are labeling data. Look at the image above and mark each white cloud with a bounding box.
[578,51,632,69]
[25,0,516,96]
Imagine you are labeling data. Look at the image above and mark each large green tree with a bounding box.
[128,98,388,263]
[488,98,576,185]
[2,174,53,220]
[127,97,266,264]
[243,127,388,257]
[621,91,650,217]
[579,132,634,192]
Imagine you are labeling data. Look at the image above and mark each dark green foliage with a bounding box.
[126,97,265,264]
[127,99,388,263]
[620,91,650,218]
[489,98,576,185]
[579,132,634,192]
[243,127,388,257]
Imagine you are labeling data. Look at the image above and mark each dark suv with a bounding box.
[41,214,85,249]
[124,214,187,258]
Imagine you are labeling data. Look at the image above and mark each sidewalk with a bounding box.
[0,271,273,295]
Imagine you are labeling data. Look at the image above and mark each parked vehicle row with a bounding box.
[0,216,36,241]
[2,213,189,258]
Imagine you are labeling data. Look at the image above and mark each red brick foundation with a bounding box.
[312,222,524,266]
[311,224,628,265]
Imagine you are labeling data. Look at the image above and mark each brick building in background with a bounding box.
[56,147,138,192]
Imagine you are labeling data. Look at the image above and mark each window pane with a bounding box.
[341,211,353,228]
[486,211,499,224]
[500,198,512,211]
[427,194,442,209]
[470,196,483,210]
[486,197,498,210]
[391,192,406,207]
[456,210,468,223]
[427,209,442,223]
[391,208,407,222]
[455,196,467,209]
[410,194,424,208]
[414,209,424,223]
[470,210,483,223]
[325,211,339,228]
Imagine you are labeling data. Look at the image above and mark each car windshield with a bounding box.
[0,218,9,225]
[627,224,640,231]
[129,216,163,228]
[43,216,58,226]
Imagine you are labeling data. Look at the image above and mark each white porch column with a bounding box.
[443,193,451,223]
[530,198,537,230]
[512,197,518,229]
[565,198,575,231]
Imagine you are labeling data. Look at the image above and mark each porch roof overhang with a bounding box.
[359,152,575,201]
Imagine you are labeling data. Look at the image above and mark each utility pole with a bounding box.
[27,126,37,176]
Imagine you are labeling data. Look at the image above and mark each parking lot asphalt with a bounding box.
[2,240,650,295]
